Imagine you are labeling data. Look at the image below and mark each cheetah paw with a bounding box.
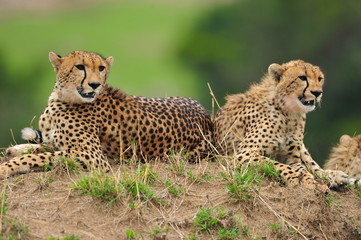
[323,169,349,189]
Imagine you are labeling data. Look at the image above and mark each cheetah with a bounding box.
[213,60,348,191]
[324,134,361,182]
[1,51,212,178]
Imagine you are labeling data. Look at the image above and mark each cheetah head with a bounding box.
[269,60,324,114]
[49,51,114,104]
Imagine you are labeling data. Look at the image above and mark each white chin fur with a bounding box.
[21,127,37,141]
[283,94,315,114]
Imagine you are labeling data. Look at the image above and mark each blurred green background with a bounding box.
[0,0,360,165]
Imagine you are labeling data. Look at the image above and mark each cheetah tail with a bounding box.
[21,127,43,143]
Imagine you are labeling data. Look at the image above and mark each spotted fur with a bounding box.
[213,60,348,191]
[1,51,212,178]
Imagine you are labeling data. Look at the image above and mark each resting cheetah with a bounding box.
[213,60,348,191]
[324,134,361,181]
[1,51,212,178]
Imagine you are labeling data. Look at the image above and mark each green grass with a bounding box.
[164,179,185,197]
[70,171,125,205]
[193,207,254,239]
[46,235,79,240]
[324,194,341,208]
[44,156,79,174]
[125,229,136,240]
[193,208,220,233]
[221,161,281,201]
[1,190,8,215]
[70,164,159,205]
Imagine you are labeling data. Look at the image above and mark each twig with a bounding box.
[319,223,328,240]
[207,82,221,109]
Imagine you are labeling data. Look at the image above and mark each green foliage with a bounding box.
[122,178,156,202]
[193,208,254,239]
[70,171,125,205]
[0,218,30,240]
[46,235,79,240]
[186,170,215,183]
[217,227,239,239]
[36,175,55,190]
[348,184,361,198]
[125,229,136,240]
[44,156,79,174]
[0,190,8,215]
[268,221,283,235]
[147,227,169,239]
[221,162,280,201]
[164,179,184,197]
[324,194,341,208]
[194,208,220,233]
[71,165,159,205]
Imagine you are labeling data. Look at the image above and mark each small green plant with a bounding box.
[221,161,281,201]
[194,208,220,233]
[70,171,125,205]
[44,156,79,174]
[147,226,168,238]
[268,221,283,235]
[36,175,55,190]
[46,235,79,240]
[348,184,361,198]
[183,234,200,240]
[164,179,184,197]
[122,178,156,201]
[217,226,239,239]
[193,207,254,239]
[186,170,215,183]
[125,229,136,240]
[1,190,8,215]
[138,164,158,184]
[0,218,30,239]
[325,194,341,208]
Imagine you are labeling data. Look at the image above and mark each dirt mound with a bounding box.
[1,159,361,240]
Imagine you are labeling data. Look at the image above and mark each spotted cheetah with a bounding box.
[213,60,348,191]
[1,51,212,178]
[324,134,361,182]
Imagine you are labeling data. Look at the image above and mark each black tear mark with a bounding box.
[302,66,309,98]
[79,63,87,87]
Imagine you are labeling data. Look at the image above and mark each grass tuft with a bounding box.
[221,161,281,201]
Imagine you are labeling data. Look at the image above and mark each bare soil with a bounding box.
[1,158,361,240]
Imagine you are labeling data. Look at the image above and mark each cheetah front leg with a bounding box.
[0,148,111,179]
[236,145,328,192]
[5,144,46,157]
[0,151,64,178]
[299,144,348,188]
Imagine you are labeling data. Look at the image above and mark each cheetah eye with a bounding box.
[318,76,323,82]
[99,66,105,72]
[75,64,85,70]
[298,75,307,81]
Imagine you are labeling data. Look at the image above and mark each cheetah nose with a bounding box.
[311,90,322,97]
[88,82,101,90]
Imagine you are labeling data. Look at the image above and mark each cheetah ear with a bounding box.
[49,52,63,72]
[105,56,114,67]
[268,63,285,81]
[339,134,352,145]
